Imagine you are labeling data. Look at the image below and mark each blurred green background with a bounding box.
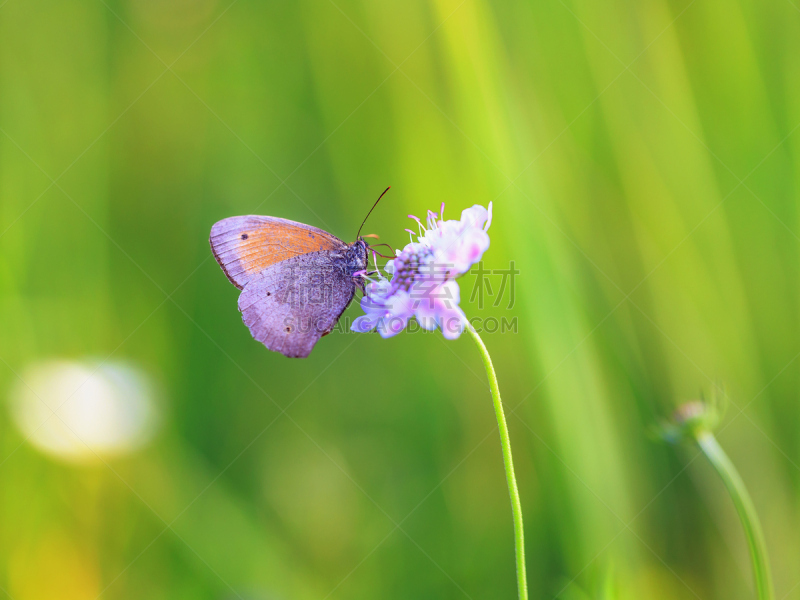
[1,0,799,598]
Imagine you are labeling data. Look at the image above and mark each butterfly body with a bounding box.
[210,216,368,358]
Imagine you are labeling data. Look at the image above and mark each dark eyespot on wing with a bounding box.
[209,216,346,289]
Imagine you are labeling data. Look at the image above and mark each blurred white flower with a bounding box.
[8,360,159,464]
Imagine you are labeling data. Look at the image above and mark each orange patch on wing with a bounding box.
[237,223,340,275]
[210,216,346,289]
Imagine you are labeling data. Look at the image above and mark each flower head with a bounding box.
[655,385,727,444]
[352,202,492,339]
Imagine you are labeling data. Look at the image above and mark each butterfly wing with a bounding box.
[210,216,347,290]
[237,251,357,358]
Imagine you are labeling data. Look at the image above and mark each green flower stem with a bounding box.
[466,321,527,600]
[696,430,773,600]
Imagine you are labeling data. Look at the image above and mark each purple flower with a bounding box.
[352,202,492,339]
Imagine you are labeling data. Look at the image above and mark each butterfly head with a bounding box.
[346,239,369,272]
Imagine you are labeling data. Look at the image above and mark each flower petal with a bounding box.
[351,315,379,333]
[461,205,489,229]
[438,307,466,339]
[377,315,409,338]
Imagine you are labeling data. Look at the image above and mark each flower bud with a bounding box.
[656,386,725,444]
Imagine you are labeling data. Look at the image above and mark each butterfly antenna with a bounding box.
[356,186,391,239]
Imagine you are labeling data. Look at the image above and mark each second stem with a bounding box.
[696,431,773,600]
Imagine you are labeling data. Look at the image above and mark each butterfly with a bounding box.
[209,190,390,358]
